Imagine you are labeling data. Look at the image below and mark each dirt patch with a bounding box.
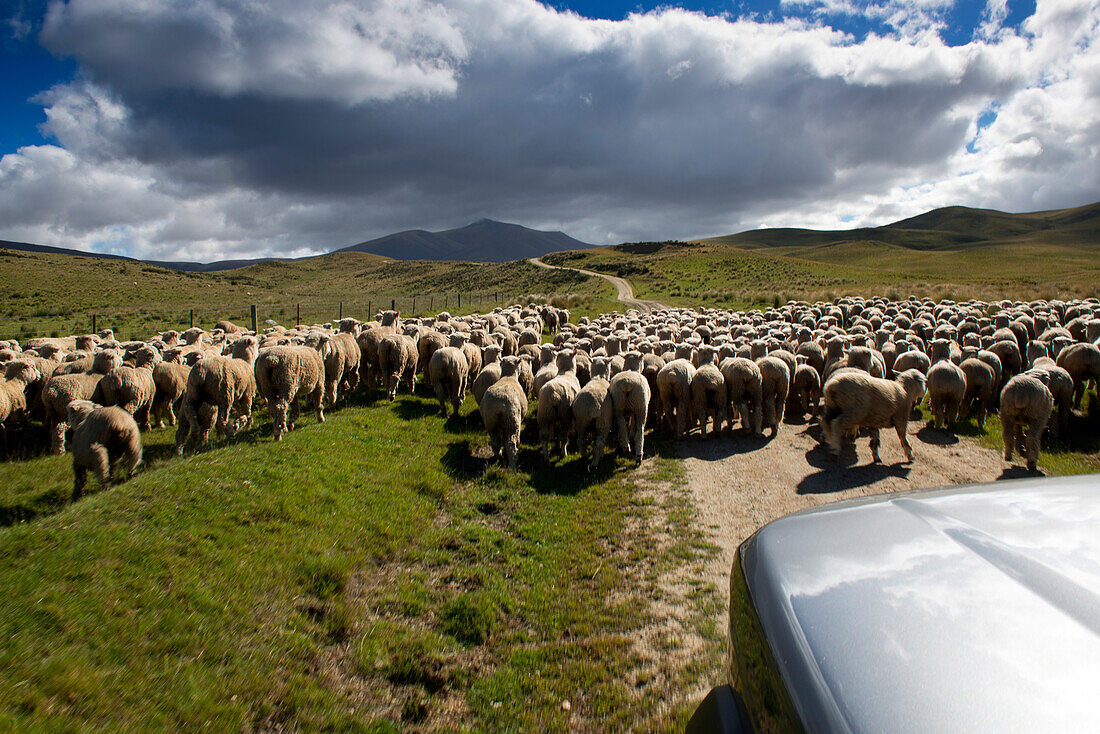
[678,417,1016,621]
[529,257,670,313]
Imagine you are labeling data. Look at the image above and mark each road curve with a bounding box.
[529,257,670,314]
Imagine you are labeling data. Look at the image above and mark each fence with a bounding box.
[0,291,537,342]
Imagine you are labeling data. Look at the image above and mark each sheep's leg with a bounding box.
[540,424,552,464]
[1001,415,1014,462]
[136,404,152,432]
[52,420,68,455]
[272,400,290,441]
[153,396,166,428]
[828,414,853,459]
[215,397,232,437]
[590,425,608,471]
[868,429,882,463]
[89,443,113,491]
[894,420,913,463]
[505,432,520,471]
[661,394,676,433]
[617,411,631,453]
[1073,380,1085,410]
[631,418,645,463]
[713,401,725,437]
[1026,417,1047,471]
[72,464,87,501]
[488,427,503,461]
[121,443,141,480]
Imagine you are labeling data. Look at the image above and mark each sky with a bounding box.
[0,0,1096,262]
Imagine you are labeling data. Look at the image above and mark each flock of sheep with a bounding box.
[1,294,1099,500]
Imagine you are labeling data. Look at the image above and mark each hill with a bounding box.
[337,219,592,262]
[699,201,1100,251]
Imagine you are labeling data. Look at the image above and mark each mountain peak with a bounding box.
[337,220,591,262]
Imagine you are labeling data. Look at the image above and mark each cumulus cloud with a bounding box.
[0,0,1096,259]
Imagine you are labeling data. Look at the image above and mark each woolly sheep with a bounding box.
[1000,373,1053,471]
[573,357,613,471]
[428,345,470,417]
[690,346,725,438]
[756,355,790,438]
[94,345,161,431]
[959,357,996,427]
[152,361,191,427]
[720,357,763,435]
[609,363,651,463]
[175,344,258,453]
[1056,342,1100,408]
[378,333,418,401]
[67,400,142,501]
[254,344,328,441]
[789,363,822,420]
[821,369,927,463]
[537,351,581,462]
[927,359,967,429]
[480,357,529,470]
[471,345,504,406]
[657,358,695,439]
[0,361,41,430]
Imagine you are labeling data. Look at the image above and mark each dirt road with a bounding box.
[678,417,1020,612]
[528,257,669,314]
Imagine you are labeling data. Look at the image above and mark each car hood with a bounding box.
[743,473,1100,734]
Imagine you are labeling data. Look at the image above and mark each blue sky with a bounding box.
[0,0,1095,260]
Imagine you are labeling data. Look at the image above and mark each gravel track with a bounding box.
[528,257,670,314]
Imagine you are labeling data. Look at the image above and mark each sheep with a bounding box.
[821,369,928,463]
[67,400,142,501]
[309,331,361,407]
[253,344,328,441]
[378,333,418,401]
[93,345,161,431]
[533,344,561,395]
[174,343,258,453]
[721,357,763,435]
[892,349,931,376]
[1027,360,1074,439]
[1056,342,1100,408]
[657,358,695,439]
[480,357,529,470]
[609,364,651,464]
[515,355,536,397]
[756,355,790,438]
[471,345,504,406]
[416,331,449,389]
[151,361,192,427]
[0,361,41,431]
[537,351,581,462]
[573,357,613,471]
[959,358,996,427]
[42,361,119,454]
[428,345,470,417]
[1000,373,1053,471]
[926,359,967,429]
[789,362,822,420]
[690,346,725,438]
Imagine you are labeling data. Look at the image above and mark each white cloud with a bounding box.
[0,0,1095,258]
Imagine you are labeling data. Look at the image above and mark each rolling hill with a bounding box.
[336,218,592,262]
[699,201,1100,251]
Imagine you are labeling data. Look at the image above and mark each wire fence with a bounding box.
[0,291,545,342]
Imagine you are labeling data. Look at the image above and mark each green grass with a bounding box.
[0,387,720,731]
[0,250,620,341]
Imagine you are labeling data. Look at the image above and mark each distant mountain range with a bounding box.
[0,219,592,272]
[1,202,1097,272]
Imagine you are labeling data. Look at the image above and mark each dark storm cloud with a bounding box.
[0,0,1096,258]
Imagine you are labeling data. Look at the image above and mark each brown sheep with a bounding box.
[152,361,192,427]
[959,357,996,427]
[1056,342,1100,408]
[821,369,927,463]
[67,400,142,501]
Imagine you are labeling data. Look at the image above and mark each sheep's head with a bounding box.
[229,335,259,364]
[66,399,99,427]
[499,356,521,377]
[482,344,503,363]
[92,349,124,374]
[622,351,644,373]
[896,369,927,404]
[5,361,41,384]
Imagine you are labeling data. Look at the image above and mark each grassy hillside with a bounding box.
[0,250,618,341]
[0,391,720,731]
[544,202,1100,307]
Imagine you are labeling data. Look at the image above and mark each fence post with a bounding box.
[458,293,462,309]
[368,300,372,319]
[251,304,257,333]
[190,309,194,328]
[339,301,343,320]
[391,298,395,312]
[92,313,97,334]
[296,304,300,325]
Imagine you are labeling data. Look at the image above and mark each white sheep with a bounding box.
[480,356,529,470]
[572,356,613,471]
[1000,373,1053,471]
[821,368,927,463]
